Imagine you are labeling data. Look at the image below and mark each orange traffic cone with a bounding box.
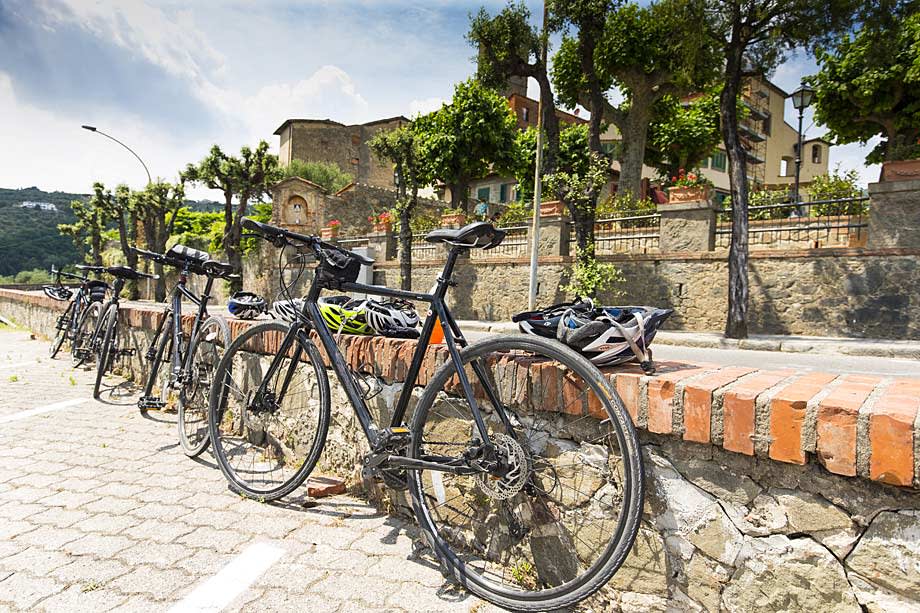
[429,314,445,344]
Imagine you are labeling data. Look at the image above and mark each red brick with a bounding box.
[646,363,714,435]
[305,475,346,498]
[614,373,642,423]
[867,379,920,486]
[561,371,587,416]
[682,367,757,444]
[769,372,838,464]
[722,370,795,456]
[537,362,563,413]
[816,375,881,476]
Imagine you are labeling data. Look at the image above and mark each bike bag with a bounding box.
[315,245,363,289]
[87,280,108,303]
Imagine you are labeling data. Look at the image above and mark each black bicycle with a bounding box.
[44,265,108,362]
[134,245,234,457]
[80,265,159,399]
[207,218,644,612]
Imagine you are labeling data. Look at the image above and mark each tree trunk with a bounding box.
[116,212,140,300]
[227,195,248,294]
[617,90,653,198]
[534,71,560,175]
[721,41,750,339]
[399,199,414,291]
[451,177,471,214]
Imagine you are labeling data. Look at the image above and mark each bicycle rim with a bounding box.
[208,321,331,500]
[408,335,644,612]
[178,316,229,457]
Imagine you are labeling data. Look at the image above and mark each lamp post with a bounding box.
[788,84,815,207]
[81,125,152,186]
[527,1,548,310]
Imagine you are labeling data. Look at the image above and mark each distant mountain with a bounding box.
[0,186,225,278]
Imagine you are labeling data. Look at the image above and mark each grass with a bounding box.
[8,375,19,383]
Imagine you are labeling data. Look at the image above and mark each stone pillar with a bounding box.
[657,198,717,252]
[537,212,571,257]
[867,179,920,249]
[367,230,397,261]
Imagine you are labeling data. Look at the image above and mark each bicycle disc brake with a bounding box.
[476,433,529,500]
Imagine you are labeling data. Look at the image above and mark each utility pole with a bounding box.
[527,2,548,311]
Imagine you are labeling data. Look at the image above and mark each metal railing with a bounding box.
[567,210,661,255]
[407,234,441,260]
[336,236,370,251]
[470,225,530,260]
[716,196,869,250]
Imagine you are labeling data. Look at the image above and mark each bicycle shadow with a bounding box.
[94,380,141,407]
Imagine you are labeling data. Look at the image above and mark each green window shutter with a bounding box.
[499,184,508,202]
[477,186,491,202]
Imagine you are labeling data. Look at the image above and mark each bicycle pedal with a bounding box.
[117,348,135,357]
[144,349,157,361]
[138,396,165,410]
[378,426,411,450]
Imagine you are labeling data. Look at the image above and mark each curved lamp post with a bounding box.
[81,125,152,186]
[788,84,815,207]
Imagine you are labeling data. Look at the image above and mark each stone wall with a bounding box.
[375,248,920,340]
[1,289,918,611]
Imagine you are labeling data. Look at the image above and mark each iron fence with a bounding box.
[470,225,530,260]
[337,236,370,251]
[716,196,869,250]
[568,210,661,255]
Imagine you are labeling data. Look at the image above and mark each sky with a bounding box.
[0,0,879,200]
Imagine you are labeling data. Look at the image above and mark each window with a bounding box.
[780,158,789,177]
[811,144,822,164]
[762,114,771,136]
[711,152,727,172]
[700,157,709,168]
[499,183,509,202]
[477,186,491,202]
[522,107,529,123]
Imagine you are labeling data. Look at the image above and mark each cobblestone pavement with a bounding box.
[0,329,494,612]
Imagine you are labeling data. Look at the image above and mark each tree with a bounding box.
[368,126,433,290]
[227,141,281,292]
[135,181,184,301]
[58,183,110,268]
[111,185,140,299]
[414,79,518,213]
[810,10,920,164]
[552,0,720,197]
[281,159,353,193]
[707,0,857,339]
[645,92,726,179]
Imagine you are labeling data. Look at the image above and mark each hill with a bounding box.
[0,186,225,278]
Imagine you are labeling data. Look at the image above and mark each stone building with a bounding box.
[274,116,409,189]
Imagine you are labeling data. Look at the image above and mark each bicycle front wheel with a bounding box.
[71,301,101,366]
[408,335,644,612]
[178,316,230,457]
[208,321,331,501]
[93,306,122,399]
[49,302,74,358]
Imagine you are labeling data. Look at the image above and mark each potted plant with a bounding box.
[440,207,466,227]
[540,200,566,216]
[369,211,394,233]
[321,219,341,239]
[666,169,713,203]
[880,136,920,182]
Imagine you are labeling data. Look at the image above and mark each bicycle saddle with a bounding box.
[425,222,506,249]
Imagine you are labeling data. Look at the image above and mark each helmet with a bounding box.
[362,299,420,333]
[513,297,594,339]
[271,299,304,323]
[318,295,371,335]
[556,306,673,369]
[228,291,267,320]
[42,285,73,302]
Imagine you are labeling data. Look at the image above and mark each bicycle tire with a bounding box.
[49,302,74,358]
[207,321,331,501]
[93,306,120,399]
[71,301,101,367]
[141,318,174,414]
[178,315,230,457]
[407,334,644,612]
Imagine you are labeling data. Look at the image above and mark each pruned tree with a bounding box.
[58,183,111,268]
[810,8,920,165]
[368,126,433,290]
[707,0,857,338]
[135,181,184,301]
[552,0,720,197]
[111,184,140,299]
[183,144,239,257]
[413,79,518,213]
[645,91,727,179]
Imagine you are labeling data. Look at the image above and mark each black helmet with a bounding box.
[228,291,267,320]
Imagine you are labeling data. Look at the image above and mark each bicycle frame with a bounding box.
[254,247,512,467]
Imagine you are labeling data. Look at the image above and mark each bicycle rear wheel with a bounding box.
[71,301,101,366]
[141,317,175,414]
[208,321,331,501]
[93,306,123,399]
[178,316,230,457]
[49,302,74,358]
[408,335,644,612]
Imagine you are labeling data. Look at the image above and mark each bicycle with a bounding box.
[207,217,644,612]
[85,265,159,400]
[134,244,235,457]
[44,265,107,362]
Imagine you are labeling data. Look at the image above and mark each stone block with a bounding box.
[867,179,920,248]
[657,199,718,252]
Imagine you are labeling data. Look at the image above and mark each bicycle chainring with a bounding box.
[475,433,529,500]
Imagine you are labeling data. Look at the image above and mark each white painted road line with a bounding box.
[168,542,285,613]
[0,361,38,372]
[0,398,89,423]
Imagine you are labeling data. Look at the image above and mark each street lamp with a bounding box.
[788,84,815,207]
[81,125,152,186]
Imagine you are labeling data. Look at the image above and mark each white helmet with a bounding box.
[271,298,304,323]
[361,299,420,333]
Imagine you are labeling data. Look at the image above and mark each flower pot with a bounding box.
[667,186,711,204]
[440,213,466,228]
[373,222,392,233]
[880,159,920,182]
[540,201,565,216]
[320,226,339,239]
